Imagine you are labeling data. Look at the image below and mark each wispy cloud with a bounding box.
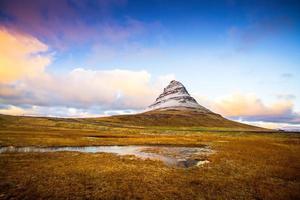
[0,0,163,50]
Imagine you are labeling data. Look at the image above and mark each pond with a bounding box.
[0,145,212,168]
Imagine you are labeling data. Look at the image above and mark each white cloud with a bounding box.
[0,105,32,116]
[236,119,300,131]
[0,68,174,110]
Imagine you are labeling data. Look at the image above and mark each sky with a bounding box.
[0,0,300,130]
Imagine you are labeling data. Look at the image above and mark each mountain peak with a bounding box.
[163,80,187,94]
[147,80,212,113]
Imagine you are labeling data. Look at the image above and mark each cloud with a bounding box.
[0,105,103,118]
[0,26,172,115]
[235,119,300,131]
[0,27,51,83]
[0,105,31,116]
[0,68,174,110]
[209,93,300,124]
[0,0,161,50]
[213,93,291,116]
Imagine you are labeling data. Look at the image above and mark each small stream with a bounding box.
[0,145,212,168]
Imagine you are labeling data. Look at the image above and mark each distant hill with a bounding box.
[0,111,265,131]
[97,109,264,130]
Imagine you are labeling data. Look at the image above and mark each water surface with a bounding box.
[0,145,212,168]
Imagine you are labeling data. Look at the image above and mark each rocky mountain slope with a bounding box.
[147,80,211,112]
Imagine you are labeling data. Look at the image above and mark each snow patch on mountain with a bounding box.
[147,80,212,113]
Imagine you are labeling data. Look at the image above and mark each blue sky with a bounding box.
[0,0,300,129]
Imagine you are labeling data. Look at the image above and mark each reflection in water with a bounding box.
[0,145,212,168]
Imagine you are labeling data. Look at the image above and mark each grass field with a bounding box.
[0,114,299,199]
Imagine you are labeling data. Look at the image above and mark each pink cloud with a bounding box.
[0,27,51,83]
[204,93,300,124]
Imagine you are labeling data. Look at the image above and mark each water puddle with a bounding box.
[0,145,212,168]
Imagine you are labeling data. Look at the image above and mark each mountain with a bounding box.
[147,80,211,112]
[98,80,265,130]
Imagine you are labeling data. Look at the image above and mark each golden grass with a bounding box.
[97,109,265,129]
[0,114,299,199]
